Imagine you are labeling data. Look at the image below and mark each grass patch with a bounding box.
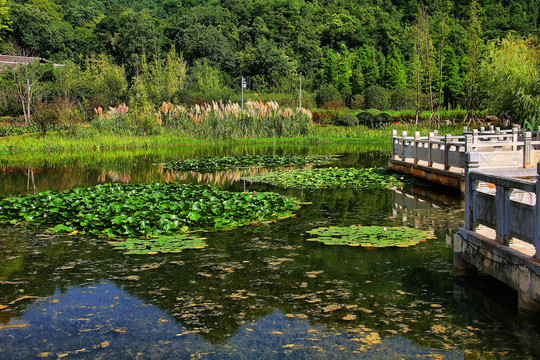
[0,123,466,152]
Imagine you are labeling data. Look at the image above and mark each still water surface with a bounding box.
[0,144,538,359]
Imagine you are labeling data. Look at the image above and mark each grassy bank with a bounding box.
[0,123,465,152]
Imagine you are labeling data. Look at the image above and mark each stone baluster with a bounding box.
[428,132,433,167]
[444,134,450,170]
[414,131,420,164]
[401,131,407,161]
[472,129,479,151]
[495,184,513,245]
[465,152,480,231]
[392,129,397,159]
[535,163,540,260]
[512,127,519,151]
[524,131,532,168]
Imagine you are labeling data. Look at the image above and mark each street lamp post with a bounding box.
[241,76,246,110]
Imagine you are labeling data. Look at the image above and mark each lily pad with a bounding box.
[160,155,338,172]
[109,234,207,255]
[242,167,408,189]
[305,225,436,248]
[0,183,301,240]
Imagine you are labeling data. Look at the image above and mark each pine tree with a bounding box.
[442,46,463,109]
[383,43,407,90]
[336,44,352,98]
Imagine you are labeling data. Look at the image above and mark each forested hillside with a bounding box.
[0,0,539,123]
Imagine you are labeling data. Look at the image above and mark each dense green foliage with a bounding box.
[0,183,301,237]
[1,0,538,127]
[161,154,338,172]
[242,167,407,189]
[306,225,436,248]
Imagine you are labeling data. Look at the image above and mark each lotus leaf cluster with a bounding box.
[109,234,207,255]
[306,225,436,248]
[242,167,406,189]
[161,154,337,172]
[0,183,301,239]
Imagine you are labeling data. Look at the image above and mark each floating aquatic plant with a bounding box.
[305,225,436,248]
[109,234,207,255]
[242,167,407,189]
[160,154,338,172]
[0,183,301,240]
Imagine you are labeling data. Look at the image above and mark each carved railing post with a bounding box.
[401,131,407,161]
[472,129,479,151]
[414,131,420,164]
[512,127,519,151]
[524,131,532,168]
[428,132,433,167]
[464,134,471,153]
[392,129,397,158]
[465,152,480,230]
[444,134,450,170]
[534,163,540,260]
[495,185,512,245]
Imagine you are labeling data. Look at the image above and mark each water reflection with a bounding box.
[0,144,538,358]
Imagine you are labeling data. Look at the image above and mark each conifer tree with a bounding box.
[383,43,407,90]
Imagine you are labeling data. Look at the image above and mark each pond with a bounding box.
[0,143,538,359]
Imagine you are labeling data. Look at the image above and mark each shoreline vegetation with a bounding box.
[0,122,465,152]
[0,100,468,153]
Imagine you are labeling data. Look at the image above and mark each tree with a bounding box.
[135,47,187,105]
[115,10,161,79]
[383,43,407,90]
[0,0,11,34]
[432,0,451,125]
[480,37,539,126]
[357,45,384,89]
[420,5,434,119]
[442,46,463,109]
[8,3,71,59]
[10,58,44,124]
[336,44,352,98]
[191,58,221,94]
[465,0,484,122]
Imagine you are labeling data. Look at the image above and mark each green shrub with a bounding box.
[349,94,365,110]
[334,113,359,126]
[356,111,375,127]
[32,103,59,136]
[315,84,342,107]
[390,87,416,110]
[365,85,389,110]
[373,112,393,128]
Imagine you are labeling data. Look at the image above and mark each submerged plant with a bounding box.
[0,183,301,239]
[161,154,338,172]
[242,167,408,189]
[306,225,436,248]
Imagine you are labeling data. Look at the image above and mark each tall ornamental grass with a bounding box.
[157,100,314,139]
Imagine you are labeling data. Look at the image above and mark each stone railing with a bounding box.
[463,152,540,259]
[391,126,540,171]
